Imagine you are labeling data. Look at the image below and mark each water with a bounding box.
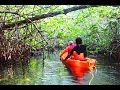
[0,51,120,85]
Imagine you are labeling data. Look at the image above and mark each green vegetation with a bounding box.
[0,5,120,69]
[1,5,120,85]
[40,6,120,55]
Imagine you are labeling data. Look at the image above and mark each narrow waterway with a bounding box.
[0,50,120,85]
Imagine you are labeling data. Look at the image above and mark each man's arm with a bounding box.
[59,48,68,57]
[63,48,74,61]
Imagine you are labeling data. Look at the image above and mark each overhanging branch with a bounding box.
[0,11,18,15]
[0,5,99,30]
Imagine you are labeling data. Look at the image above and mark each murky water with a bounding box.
[0,51,120,85]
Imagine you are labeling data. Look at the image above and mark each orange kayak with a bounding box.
[60,52,96,77]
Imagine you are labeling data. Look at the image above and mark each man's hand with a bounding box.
[60,56,63,60]
[62,59,66,62]
[60,57,62,61]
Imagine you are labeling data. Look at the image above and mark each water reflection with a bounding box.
[0,51,120,85]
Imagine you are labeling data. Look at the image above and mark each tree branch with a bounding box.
[0,11,19,15]
[0,5,99,30]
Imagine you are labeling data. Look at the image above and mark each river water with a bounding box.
[0,51,120,85]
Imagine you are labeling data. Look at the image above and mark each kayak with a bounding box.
[60,52,96,77]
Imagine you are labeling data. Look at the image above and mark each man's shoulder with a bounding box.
[81,45,87,48]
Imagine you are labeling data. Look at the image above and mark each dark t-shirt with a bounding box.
[64,45,87,60]
[71,45,87,57]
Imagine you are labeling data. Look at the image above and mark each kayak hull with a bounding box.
[60,52,96,77]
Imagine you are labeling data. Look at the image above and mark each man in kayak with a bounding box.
[63,37,87,61]
[59,40,76,57]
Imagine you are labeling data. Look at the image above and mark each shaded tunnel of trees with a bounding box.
[0,5,120,77]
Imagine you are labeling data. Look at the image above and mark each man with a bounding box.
[59,40,76,57]
[63,37,87,61]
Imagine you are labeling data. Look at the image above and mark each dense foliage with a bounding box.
[0,5,120,55]
[40,6,120,55]
[0,5,120,84]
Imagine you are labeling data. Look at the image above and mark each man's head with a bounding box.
[75,37,82,44]
[69,41,74,45]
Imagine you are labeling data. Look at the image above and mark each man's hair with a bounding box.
[75,37,82,44]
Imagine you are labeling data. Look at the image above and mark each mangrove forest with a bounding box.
[0,5,120,85]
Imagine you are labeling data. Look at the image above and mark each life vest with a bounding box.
[67,44,76,53]
[72,51,86,61]
[60,44,76,57]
